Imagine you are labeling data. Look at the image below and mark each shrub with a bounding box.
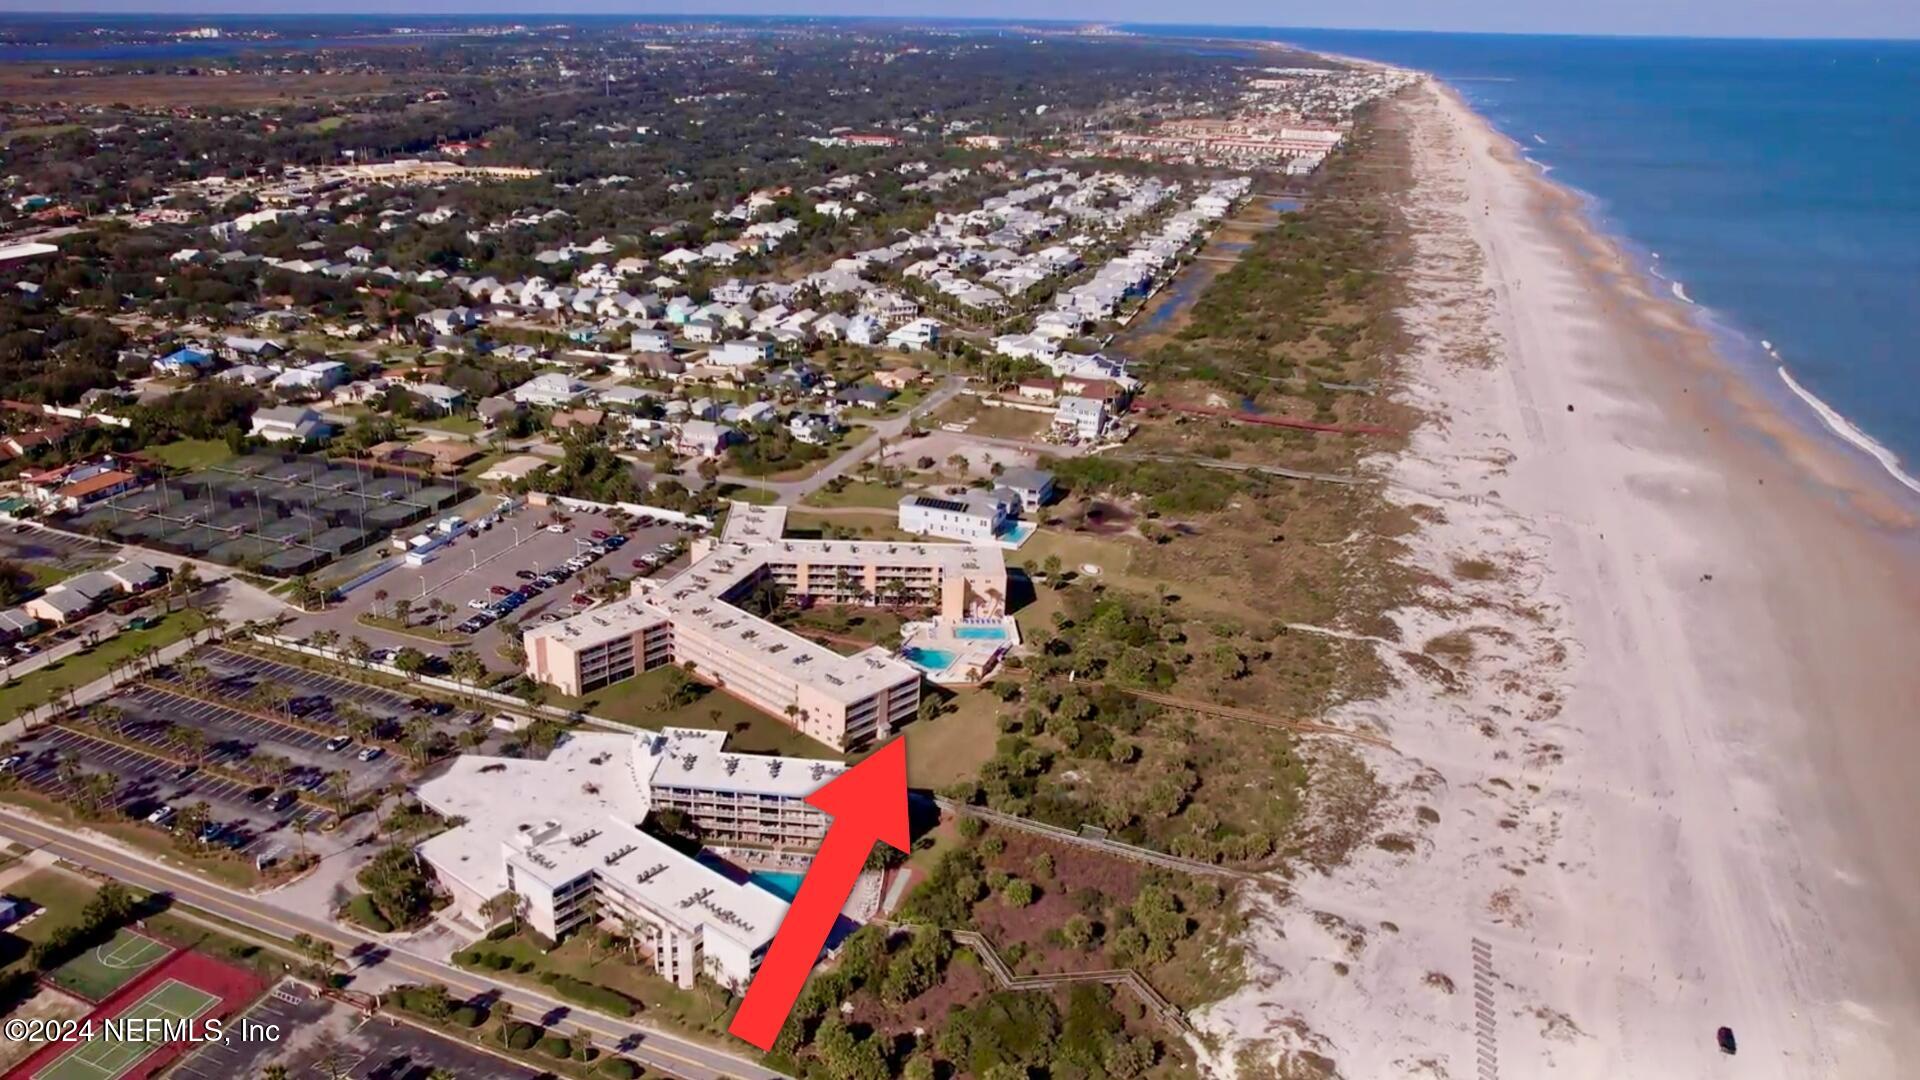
[600,1058,641,1079]
[449,1005,484,1028]
[505,1023,540,1051]
[544,974,638,1018]
[538,1034,573,1058]
[345,894,394,933]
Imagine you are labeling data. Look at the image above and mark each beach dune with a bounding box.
[1196,75,1920,1080]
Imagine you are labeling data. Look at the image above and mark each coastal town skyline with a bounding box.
[2,3,1918,42]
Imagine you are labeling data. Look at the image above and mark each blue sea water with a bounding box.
[1135,27,1920,495]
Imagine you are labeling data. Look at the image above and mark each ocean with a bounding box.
[1133,27,1920,496]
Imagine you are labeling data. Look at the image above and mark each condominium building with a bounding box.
[525,502,1007,751]
[413,727,840,990]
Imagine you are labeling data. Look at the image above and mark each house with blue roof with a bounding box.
[152,347,215,378]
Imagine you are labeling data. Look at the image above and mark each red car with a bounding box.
[572,593,592,605]
[489,585,512,596]
[591,529,610,540]
[632,558,647,569]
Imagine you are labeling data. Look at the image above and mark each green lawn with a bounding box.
[458,930,737,1038]
[801,479,905,510]
[555,666,843,760]
[902,687,1002,791]
[429,415,485,436]
[4,868,97,955]
[145,438,235,472]
[0,611,206,721]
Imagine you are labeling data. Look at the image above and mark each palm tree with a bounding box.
[373,589,390,620]
[344,635,371,666]
[174,728,208,764]
[54,753,80,792]
[393,597,412,628]
[169,563,203,613]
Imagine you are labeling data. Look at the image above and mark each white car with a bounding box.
[547,524,566,534]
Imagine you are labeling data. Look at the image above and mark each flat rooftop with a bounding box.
[413,731,791,951]
[528,502,1003,706]
[645,727,844,798]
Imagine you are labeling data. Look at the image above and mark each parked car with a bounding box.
[146,805,175,826]
[268,790,296,811]
[572,593,592,605]
[356,746,384,762]
[0,754,24,773]
[515,569,537,580]
[591,529,609,540]
[547,524,565,534]
[325,735,352,752]
[490,585,512,596]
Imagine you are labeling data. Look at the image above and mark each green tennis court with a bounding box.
[47,930,171,1001]
[36,979,219,1080]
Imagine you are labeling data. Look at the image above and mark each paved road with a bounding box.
[0,811,783,1080]
[709,376,968,503]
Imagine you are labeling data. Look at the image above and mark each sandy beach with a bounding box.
[1195,75,1920,1079]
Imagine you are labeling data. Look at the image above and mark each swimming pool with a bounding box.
[954,625,1009,641]
[749,870,806,901]
[900,646,958,672]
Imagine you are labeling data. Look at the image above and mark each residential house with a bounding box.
[220,336,284,363]
[995,466,1056,511]
[250,405,332,444]
[885,319,941,353]
[512,373,590,408]
[405,382,467,414]
[846,315,883,347]
[152,347,215,378]
[789,413,837,446]
[710,339,775,368]
[271,361,349,397]
[897,490,1017,544]
[630,328,673,354]
[673,420,737,457]
[478,396,524,427]
[1053,395,1107,442]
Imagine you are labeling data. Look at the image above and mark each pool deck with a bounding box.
[898,616,1020,684]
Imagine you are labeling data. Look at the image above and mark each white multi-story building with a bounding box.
[413,727,839,990]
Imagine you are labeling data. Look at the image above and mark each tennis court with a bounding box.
[47,930,172,1002]
[12,947,268,1080]
[35,979,219,1080]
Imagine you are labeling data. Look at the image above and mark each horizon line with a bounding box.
[0,10,1917,46]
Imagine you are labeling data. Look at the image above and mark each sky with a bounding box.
[3,1,1917,41]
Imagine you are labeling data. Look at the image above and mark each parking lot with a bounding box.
[159,646,487,740]
[113,684,411,792]
[173,979,552,1080]
[291,501,696,673]
[4,726,337,860]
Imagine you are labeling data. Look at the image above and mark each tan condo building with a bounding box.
[524,502,1007,751]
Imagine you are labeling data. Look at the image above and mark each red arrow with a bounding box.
[728,738,909,1051]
